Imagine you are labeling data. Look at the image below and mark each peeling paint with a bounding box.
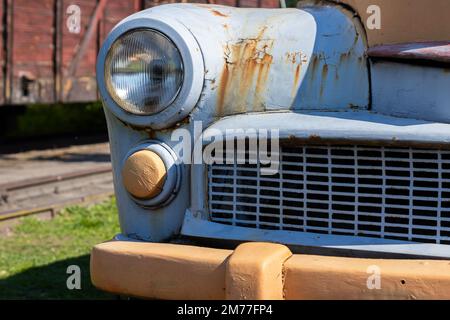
[217,26,274,116]
[286,52,308,97]
[209,8,229,18]
[286,51,308,65]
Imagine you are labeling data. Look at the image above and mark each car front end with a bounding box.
[91,1,450,299]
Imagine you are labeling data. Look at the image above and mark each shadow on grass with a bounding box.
[0,254,115,300]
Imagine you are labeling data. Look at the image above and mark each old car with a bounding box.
[90,0,450,299]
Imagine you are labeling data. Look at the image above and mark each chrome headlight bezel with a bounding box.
[97,17,204,129]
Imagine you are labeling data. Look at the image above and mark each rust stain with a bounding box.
[320,64,328,97]
[304,54,325,98]
[253,51,273,110]
[256,26,268,39]
[142,114,192,139]
[294,64,301,85]
[210,9,228,17]
[216,27,274,116]
[309,55,320,74]
[286,52,294,64]
[286,51,308,64]
[147,129,156,140]
[308,134,322,143]
[217,63,230,116]
[322,64,329,77]
[307,54,321,89]
[339,52,350,64]
[287,51,307,98]
[291,64,302,97]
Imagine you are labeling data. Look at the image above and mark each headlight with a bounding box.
[105,28,184,115]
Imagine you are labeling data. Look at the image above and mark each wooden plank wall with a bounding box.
[10,0,56,104]
[60,0,98,102]
[144,0,279,8]
[0,1,4,105]
[0,0,280,106]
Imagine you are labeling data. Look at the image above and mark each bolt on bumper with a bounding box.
[90,240,450,300]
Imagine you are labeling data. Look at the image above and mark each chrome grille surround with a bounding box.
[208,144,450,245]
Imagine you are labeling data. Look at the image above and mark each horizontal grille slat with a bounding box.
[208,144,450,245]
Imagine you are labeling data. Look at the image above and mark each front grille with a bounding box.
[208,144,450,244]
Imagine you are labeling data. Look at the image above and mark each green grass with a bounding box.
[0,198,120,299]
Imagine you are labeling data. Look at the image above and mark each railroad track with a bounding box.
[0,165,114,222]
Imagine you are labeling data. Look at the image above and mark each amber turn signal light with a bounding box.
[121,150,167,199]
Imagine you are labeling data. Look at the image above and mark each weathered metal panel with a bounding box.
[292,5,369,111]
[131,4,368,122]
[371,60,450,124]
[103,108,191,241]
[199,111,450,154]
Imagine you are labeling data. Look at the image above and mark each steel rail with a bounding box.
[0,165,113,221]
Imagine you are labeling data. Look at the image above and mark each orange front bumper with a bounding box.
[90,240,450,300]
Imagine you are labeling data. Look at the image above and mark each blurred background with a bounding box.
[0,0,296,299]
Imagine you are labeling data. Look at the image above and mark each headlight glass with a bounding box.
[105,29,184,115]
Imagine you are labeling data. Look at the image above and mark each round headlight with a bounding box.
[105,28,184,115]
